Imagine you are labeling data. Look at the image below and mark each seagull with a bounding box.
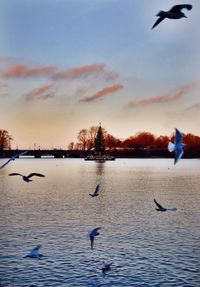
[168,128,186,164]
[152,4,192,29]
[89,184,100,197]
[0,151,27,169]
[154,199,167,212]
[24,245,43,259]
[9,172,45,182]
[154,199,177,212]
[102,262,112,274]
[89,227,101,250]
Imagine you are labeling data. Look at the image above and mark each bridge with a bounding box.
[0,149,83,159]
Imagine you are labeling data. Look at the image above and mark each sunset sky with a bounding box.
[0,0,200,149]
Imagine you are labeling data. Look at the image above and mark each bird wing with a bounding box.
[152,16,165,29]
[169,4,192,13]
[27,245,42,257]
[0,159,12,169]
[175,128,183,145]
[11,151,28,160]
[174,148,184,165]
[18,151,28,157]
[90,227,101,236]
[154,199,164,209]
[27,173,45,178]
[9,173,23,177]
[94,184,100,195]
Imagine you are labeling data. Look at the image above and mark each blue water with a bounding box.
[0,159,200,286]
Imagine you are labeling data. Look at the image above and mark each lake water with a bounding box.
[0,158,199,287]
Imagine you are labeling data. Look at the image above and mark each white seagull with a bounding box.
[102,261,112,274]
[89,184,100,197]
[168,128,186,165]
[152,4,192,29]
[154,199,177,212]
[24,245,43,259]
[0,151,27,169]
[89,227,101,250]
[9,172,45,182]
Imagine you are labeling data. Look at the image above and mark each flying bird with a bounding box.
[152,4,192,29]
[9,172,45,182]
[168,128,186,164]
[154,199,177,212]
[89,227,101,250]
[89,184,100,197]
[154,199,167,212]
[102,262,112,274]
[0,151,27,169]
[24,245,43,259]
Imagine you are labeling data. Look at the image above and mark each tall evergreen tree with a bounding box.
[95,124,105,154]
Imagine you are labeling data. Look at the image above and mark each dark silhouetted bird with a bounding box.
[102,262,112,274]
[89,227,101,250]
[154,199,167,212]
[154,199,177,212]
[9,172,45,182]
[89,184,100,197]
[152,4,192,29]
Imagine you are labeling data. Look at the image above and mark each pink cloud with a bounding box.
[3,64,57,78]
[53,64,119,80]
[80,84,123,102]
[25,83,54,101]
[128,82,197,107]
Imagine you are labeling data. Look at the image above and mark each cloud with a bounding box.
[53,64,119,80]
[25,83,55,101]
[185,102,200,111]
[3,64,57,78]
[127,82,197,107]
[0,56,15,63]
[80,84,123,102]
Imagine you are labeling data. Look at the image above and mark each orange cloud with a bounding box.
[3,64,57,78]
[53,64,118,80]
[128,83,196,107]
[25,83,54,101]
[80,84,123,102]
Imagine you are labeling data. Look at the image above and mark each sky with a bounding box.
[0,0,200,149]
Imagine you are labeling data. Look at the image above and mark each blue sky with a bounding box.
[0,0,200,149]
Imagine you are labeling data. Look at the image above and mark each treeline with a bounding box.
[68,126,200,157]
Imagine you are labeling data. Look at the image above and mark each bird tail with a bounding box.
[168,142,175,152]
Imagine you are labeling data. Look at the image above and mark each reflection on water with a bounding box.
[0,159,200,286]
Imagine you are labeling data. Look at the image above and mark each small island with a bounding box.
[84,124,115,161]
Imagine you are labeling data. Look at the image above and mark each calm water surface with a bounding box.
[0,159,200,287]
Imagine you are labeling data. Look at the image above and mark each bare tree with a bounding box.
[68,142,74,150]
[0,130,13,150]
[77,129,88,151]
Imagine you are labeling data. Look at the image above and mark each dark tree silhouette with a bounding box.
[105,134,121,150]
[0,130,13,150]
[73,126,200,157]
[95,125,105,154]
[77,129,88,151]
[133,132,156,149]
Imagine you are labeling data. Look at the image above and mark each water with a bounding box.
[0,158,199,287]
